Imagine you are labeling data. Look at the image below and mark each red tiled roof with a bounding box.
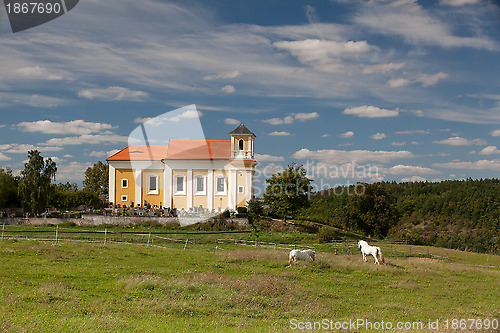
[106,145,168,161]
[106,140,232,161]
[165,140,230,160]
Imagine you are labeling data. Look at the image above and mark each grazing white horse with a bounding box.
[288,249,315,267]
[358,240,384,265]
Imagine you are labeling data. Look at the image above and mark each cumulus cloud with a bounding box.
[395,130,430,135]
[15,66,68,80]
[401,176,428,182]
[391,142,407,146]
[339,131,354,138]
[433,159,500,170]
[478,146,500,155]
[433,136,486,146]
[224,118,240,125]
[386,165,440,175]
[269,131,292,136]
[0,153,11,161]
[255,153,285,162]
[0,144,63,154]
[77,86,147,101]
[343,105,399,118]
[321,134,331,138]
[362,62,405,74]
[89,149,120,158]
[221,85,236,94]
[134,117,153,124]
[262,112,318,125]
[387,78,411,88]
[371,133,386,140]
[416,72,449,87]
[42,134,129,146]
[292,148,414,164]
[440,0,481,6]
[17,120,115,135]
[490,130,500,137]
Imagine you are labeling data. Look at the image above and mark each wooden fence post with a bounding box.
[104,228,107,245]
[54,225,59,244]
[1,223,4,240]
[184,238,188,250]
[147,232,151,248]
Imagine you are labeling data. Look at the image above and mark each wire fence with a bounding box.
[1,224,498,268]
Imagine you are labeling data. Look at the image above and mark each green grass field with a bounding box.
[0,235,498,332]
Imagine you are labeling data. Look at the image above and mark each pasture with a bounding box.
[0,238,498,332]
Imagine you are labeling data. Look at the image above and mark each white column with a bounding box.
[228,169,237,210]
[246,169,253,203]
[164,165,172,209]
[207,169,213,210]
[135,169,142,206]
[108,164,115,204]
[187,169,193,209]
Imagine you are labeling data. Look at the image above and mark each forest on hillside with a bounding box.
[297,179,500,254]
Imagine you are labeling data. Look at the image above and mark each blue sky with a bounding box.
[0,0,500,194]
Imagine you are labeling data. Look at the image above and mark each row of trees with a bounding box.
[0,150,108,214]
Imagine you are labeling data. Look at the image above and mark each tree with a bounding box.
[343,183,399,238]
[264,163,312,222]
[18,150,57,214]
[83,161,108,197]
[0,168,20,209]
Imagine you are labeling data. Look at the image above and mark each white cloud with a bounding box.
[401,176,428,182]
[371,132,386,140]
[416,72,449,87]
[292,148,415,164]
[15,66,68,80]
[221,85,236,94]
[17,120,115,135]
[433,136,486,146]
[89,149,120,158]
[0,153,11,161]
[490,130,500,137]
[77,86,148,101]
[339,131,354,138]
[362,62,405,74]
[56,162,93,182]
[255,153,285,162]
[440,0,481,6]
[395,130,430,135]
[203,71,240,81]
[0,144,63,154]
[343,105,399,118]
[42,134,129,146]
[353,0,497,50]
[294,112,319,121]
[478,146,500,155]
[391,142,407,146]
[63,154,73,158]
[273,39,374,69]
[224,118,240,125]
[433,159,500,170]
[269,131,292,136]
[386,165,440,175]
[387,78,411,88]
[262,112,318,125]
[321,134,331,138]
[134,117,153,124]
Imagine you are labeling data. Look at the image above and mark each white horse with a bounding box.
[288,249,315,267]
[358,240,384,265]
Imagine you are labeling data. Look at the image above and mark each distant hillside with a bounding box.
[297,179,500,253]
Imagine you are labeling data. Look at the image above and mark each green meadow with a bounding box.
[0,234,498,332]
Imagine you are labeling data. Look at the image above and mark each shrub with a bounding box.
[318,226,340,243]
[47,211,62,218]
[237,206,248,214]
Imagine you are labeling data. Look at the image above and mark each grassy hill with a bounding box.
[0,238,498,332]
[298,179,500,254]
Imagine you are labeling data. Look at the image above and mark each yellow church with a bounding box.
[106,124,256,212]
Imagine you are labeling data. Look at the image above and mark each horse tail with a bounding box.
[378,248,385,264]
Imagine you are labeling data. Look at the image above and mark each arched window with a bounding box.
[238,139,244,151]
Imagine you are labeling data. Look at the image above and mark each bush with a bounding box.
[318,226,340,243]
[237,206,247,214]
[47,211,62,218]
[222,210,231,218]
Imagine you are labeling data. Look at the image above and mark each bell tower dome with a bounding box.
[229,123,256,160]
